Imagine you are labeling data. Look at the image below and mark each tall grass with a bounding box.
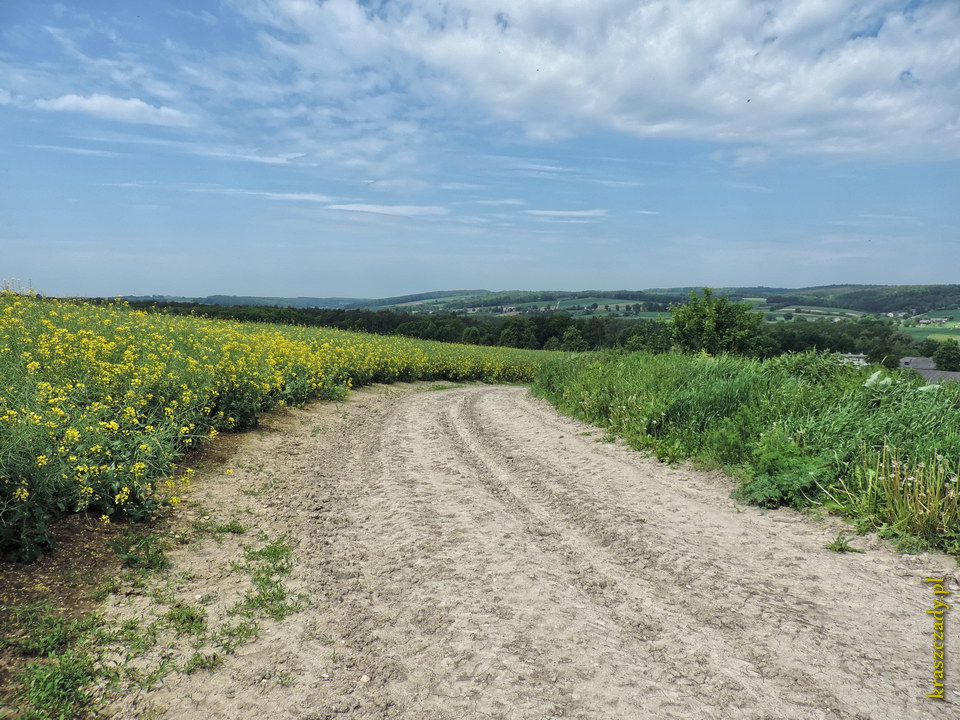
[533,350,960,554]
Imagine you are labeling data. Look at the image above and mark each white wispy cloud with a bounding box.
[440,182,484,190]
[727,182,773,193]
[76,134,314,167]
[510,163,571,173]
[194,150,309,165]
[326,204,448,216]
[524,209,608,218]
[0,89,12,105]
[168,8,217,26]
[187,187,333,203]
[635,210,660,215]
[228,190,332,203]
[475,199,527,206]
[26,144,126,157]
[590,178,643,188]
[35,93,192,126]
[859,213,920,223]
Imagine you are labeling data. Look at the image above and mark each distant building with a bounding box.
[900,356,960,384]
[837,353,869,367]
[900,357,936,371]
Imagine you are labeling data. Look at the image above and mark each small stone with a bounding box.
[360,675,370,683]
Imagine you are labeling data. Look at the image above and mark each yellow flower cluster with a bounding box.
[0,292,553,559]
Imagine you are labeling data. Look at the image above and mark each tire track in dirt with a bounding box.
[106,383,958,720]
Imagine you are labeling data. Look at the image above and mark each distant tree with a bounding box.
[560,327,589,351]
[783,312,793,321]
[543,336,561,351]
[670,288,763,356]
[590,303,599,310]
[916,338,940,357]
[621,320,672,353]
[461,327,481,345]
[933,339,960,371]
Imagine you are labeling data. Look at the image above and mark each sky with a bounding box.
[1,0,959,298]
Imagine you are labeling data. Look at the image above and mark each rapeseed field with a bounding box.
[0,292,550,560]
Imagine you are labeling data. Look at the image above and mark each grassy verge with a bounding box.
[533,350,960,556]
[1,509,303,719]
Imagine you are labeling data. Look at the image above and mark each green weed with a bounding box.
[108,531,172,571]
[824,532,865,553]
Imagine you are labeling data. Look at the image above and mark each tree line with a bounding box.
[119,293,947,367]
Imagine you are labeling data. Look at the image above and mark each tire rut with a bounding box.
[104,383,957,720]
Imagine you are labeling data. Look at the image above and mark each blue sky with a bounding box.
[1,0,958,297]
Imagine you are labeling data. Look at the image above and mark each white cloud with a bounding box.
[524,209,607,217]
[326,204,448,216]
[169,8,218,26]
[0,89,11,105]
[194,150,309,165]
[26,144,125,157]
[475,199,527,206]
[228,190,332,202]
[363,178,429,192]
[187,187,333,202]
[227,0,960,161]
[635,210,660,215]
[727,182,774,193]
[35,93,192,126]
[440,182,484,190]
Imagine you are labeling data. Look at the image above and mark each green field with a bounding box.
[916,308,960,319]
[902,326,960,341]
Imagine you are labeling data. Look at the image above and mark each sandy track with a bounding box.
[112,384,958,719]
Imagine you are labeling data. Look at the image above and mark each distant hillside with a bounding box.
[123,290,487,310]
[344,290,490,309]
[124,294,370,309]
[122,284,960,316]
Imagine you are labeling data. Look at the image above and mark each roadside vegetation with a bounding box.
[534,350,960,556]
[1,506,301,719]
[0,292,552,561]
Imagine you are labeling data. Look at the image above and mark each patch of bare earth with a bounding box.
[105,383,957,719]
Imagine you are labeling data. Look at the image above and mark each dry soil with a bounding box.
[107,382,959,719]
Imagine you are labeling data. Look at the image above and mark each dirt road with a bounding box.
[112,383,958,719]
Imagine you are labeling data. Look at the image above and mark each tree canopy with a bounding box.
[670,288,763,355]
